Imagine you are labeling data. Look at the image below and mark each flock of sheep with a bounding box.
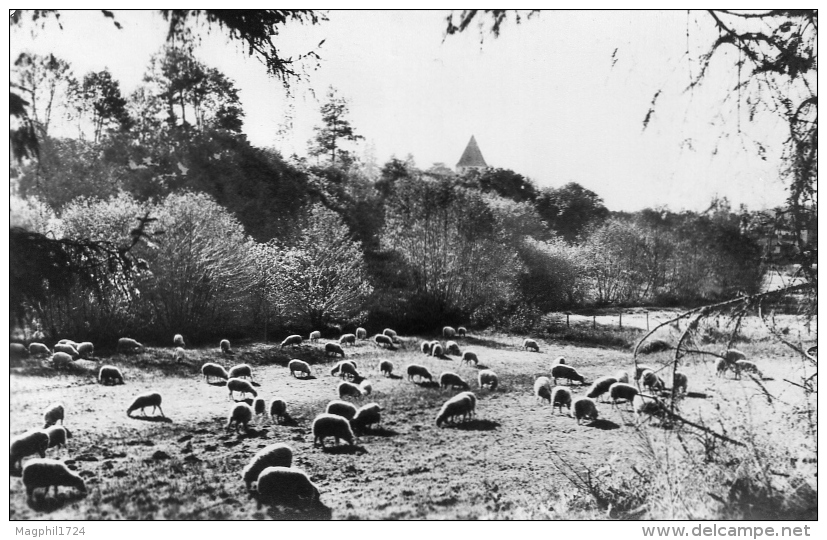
[10,327,764,513]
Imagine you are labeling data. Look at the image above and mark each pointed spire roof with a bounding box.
[456,135,487,169]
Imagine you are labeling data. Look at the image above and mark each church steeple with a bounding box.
[456,135,488,174]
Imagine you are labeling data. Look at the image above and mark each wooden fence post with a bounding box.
[593,316,596,329]
[646,311,649,331]
[566,313,570,328]
[619,311,623,330]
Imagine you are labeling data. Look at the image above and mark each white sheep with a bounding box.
[242,443,293,488]
[98,365,124,385]
[431,343,444,357]
[325,342,346,357]
[634,364,654,380]
[723,349,747,365]
[608,382,639,409]
[127,392,165,417]
[551,386,572,415]
[436,394,474,426]
[28,342,50,356]
[253,397,266,417]
[633,394,666,424]
[359,379,373,395]
[477,369,499,390]
[615,370,631,384]
[57,339,79,348]
[586,376,618,401]
[202,362,229,383]
[458,391,478,417]
[281,334,303,348]
[734,360,763,380]
[382,328,398,341]
[716,358,729,377]
[641,370,665,392]
[50,352,73,369]
[309,330,321,342]
[534,376,552,404]
[460,351,479,366]
[10,430,49,469]
[351,402,382,431]
[573,397,599,424]
[22,458,86,501]
[356,327,367,340]
[228,363,253,380]
[54,343,80,359]
[117,337,144,354]
[420,341,432,355]
[523,338,540,352]
[254,466,320,509]
[288,359,312,378]
[46,426,72,450]
[406,364,433,383]
[378,359,394,377]
[339,333,357,346]
[439,371,470,390]
[443,326,456,338]
[43,402,65,428]
[227,378,258,400]
[457,326,467,337]
[227,402,254,432]
[172,347,186,363]
[673,371,688,394]
[445,341,461,355]
[312,413,355,446]
[326,399,358,420]
[330,360,359,380]
[551,364,585,385]
[77,342,94,358]
[173,334,185,347]
[220,339,233,354]
[375,334,394,348]
[269,399,287,423]
[338,381,364,399]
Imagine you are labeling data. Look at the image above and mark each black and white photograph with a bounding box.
[8,9,817,523]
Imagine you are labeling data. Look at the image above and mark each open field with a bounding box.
[9,328,815,519]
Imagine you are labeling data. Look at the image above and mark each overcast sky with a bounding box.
[10,9,791,212]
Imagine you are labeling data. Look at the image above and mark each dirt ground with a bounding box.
[9,331,808,520]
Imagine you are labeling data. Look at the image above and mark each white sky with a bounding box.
[9,9,792,212]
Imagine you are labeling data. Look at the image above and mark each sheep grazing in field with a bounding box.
[359,379,373,395]
[551,364,585,386]
[352,403,382,431]
[227,378,258,400]
[76,342,94,358]
[477,369,499,391]
[220,339,233,355]
[312,413,355,447]
[716,358,729,377]
[443,326,456,338]
[281,335,303,348]
[523,338,540,352]
[172,347,186,363]
[227,402,254,433]
[615,370,631,384]
[420,341,432,355]
[22,459,86,501]
[326,399,358,420]
[641,370,665,392]
[436,394,474,426]
[10,430,50,469]
[43,402,65,428]
[254,466,320,509]
[269,399,287,423]
[534,376,552,404]
[54,343,80,359]
[98,365,125,385]
[375,334,394,348]
[127,392,165,418]
[457,326,467,337]
[330,360,359,380]
[608,383,639,409]
[242,443,294,488]
[551,386,572,415]
[202,362,230,383]
[378,359,394,377]
[445,341,461,355]
[458,391,477,417]
[586,376,618,401]
[573,397,599,424]
[356,327,367,339]
[633,395,666,424]
[253,397,266,417]
[309,330,321,342]
[406,364,433,383]
[339,333,357,346]
[638,339,671,355]
[723,349,747,365]
[338,381,364,399]
[383,328,398,341]
[50,352,74,369]
[28,342,50,356]
[46,426,72,450]
[460,351,479,366]
[673,371,688,394]
[325,342,346,358]
[439,371,470,390]
[634,364,654,380]
[117,337,144,354]
[173,334,185,347]
[288,359,312,379]
[57,339,79,348]
[228,363,253,380]
[431,343,444,357]
[734,360,763,380]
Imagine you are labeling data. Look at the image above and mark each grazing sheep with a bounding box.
[281,335,303,348]
[352,403,382,431]
[98,365,124,385]
[50,352,73,369]
[420,341,432,355]
[634,364,654,380]
[76,342,94,358]
[330,360,359,380]
[716,358,729,377]
[734,360,763,380]
[43,402,65,428]
[375,334,394,348]
[615,370,631,384]
[673,371,688,394]
[436,394,474,426]
[227,378,258,400]
[28,342,50,356]
[457,326,467,337]
[445,341,461,355]
[633,394,666,424]
[253,397,266,416]
[551,364,586,385]
[460,351,479,366]
[287,359,312,378]
[406,364,433,383]
[359,379,373,395]
[586,376,618,401]
[641,370,665,392]
[638,339,671,355]
[356,327,367,340]
[551,386,572,415]
[431,343,444,357]
[534,376,552,404]
[338,381,364,399]
[46,426,72,450]
[723,349,747,365]
[269,399,287,423]
[117,337,144,354]
[57,339,79,348]
[172,347,186,363]
[477,369,499,390]
[254,466,320,509]
[439,371,470,390]
[127,392,165,417]
[22,459,86,501]
[443,326,457,338]
[325,342,346,357]
[226,402,254,432]
[309,330,321,342]
[54,343,80,358]
[608,382,639,409]
[228,363,253,380]
[326,400,358,420]
[458,391,478,417]
[339,333,357,346]
[312,413,355,447]
[202,362,230,383]
[523,338,540,352]
[220,339,233,354]
[382,328,398,341]
[10,430,50,469]
[379,359,394,377]
[173,334,185,347]
[573,397,599,424]
[242,443,294,488]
